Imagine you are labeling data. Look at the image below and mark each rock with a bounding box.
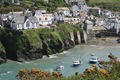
[0,42,7,64]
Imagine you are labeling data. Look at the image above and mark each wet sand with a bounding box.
[86,37,120,46]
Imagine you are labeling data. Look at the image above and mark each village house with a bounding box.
[9,0,22,5]
[57,7,72,16]
[0,12,23,27]
[70,5,80,17]
[0,10,33,28]
[100,10,112,17]
[34,10,54,27]
[104,17,120,33]
[65,0,85,5]
[89,7,101,16]
[39,10,47,14]
[83,19,93,34]
[96,17,105,26]
[53,12,65,24]
[64,17,80,24]
[79,11,87,21]
[10,16,39,30]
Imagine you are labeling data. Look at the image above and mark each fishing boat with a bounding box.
[73,60,82,67]
[89,56,99,64]
[72,55,82,67]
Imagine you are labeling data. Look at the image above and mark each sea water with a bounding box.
[0,45,120,80]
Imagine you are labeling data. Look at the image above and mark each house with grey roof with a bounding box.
[57,7,72,16]
[70,5,80,17]
[104,17,120,33]
[11,16,39,30]
[9,0,22,5]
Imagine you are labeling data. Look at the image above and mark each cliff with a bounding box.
[0,23,82,62]
[0,42,6,63]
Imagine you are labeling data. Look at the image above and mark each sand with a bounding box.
[86,37,120,46]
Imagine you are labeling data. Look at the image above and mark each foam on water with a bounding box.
[60,51,69,55]
[23,61,32,64]
[0,71,13,76]
[49,55,58,59]
[17,61,33,65]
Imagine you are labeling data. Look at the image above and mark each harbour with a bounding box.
[0,45,120,80]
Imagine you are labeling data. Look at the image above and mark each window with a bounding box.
[45,18,47,20]
[26,21,30,27]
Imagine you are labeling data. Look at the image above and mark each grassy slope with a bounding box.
[89,0,120,11]
[89,0,120,3]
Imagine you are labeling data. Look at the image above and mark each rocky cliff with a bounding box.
[0,42,6,63]
[0,23,82,62]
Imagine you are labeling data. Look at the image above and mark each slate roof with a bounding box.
[35,10,42,15]
[12,16,25,24]
[71,5,79,11]
[28,16,39,23]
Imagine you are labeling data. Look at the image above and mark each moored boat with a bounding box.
[73,60,82,67]
[54,65,64,71]
[89,56,99,64]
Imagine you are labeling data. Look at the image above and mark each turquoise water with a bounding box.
[0,45,120,80]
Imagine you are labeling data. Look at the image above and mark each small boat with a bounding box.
[89,56,99,64]
[73,60,82,67]
[54,65,64,71]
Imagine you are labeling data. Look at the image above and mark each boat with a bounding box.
[72,55,82,67]
[73,60,82,67]
[89,56,99,64]
[54,65,64,71]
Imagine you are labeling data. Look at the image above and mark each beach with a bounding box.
[86,37,120,46]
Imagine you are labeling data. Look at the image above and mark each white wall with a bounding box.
[23,19,32,29]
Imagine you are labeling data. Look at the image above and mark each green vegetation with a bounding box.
[16,53,120,80]
[0,42,5,53]
[89,0,120,11]
[0,0,70,13]
[89,0,120,3]
[0,23,81,60]
[0,0,23,13]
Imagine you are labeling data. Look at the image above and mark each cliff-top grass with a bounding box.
[89,0,120,3]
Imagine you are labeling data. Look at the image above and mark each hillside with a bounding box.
[89,0,120,3]
[89,0,120,11]
[0,0,70,13]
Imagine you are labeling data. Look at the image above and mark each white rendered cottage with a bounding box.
[34,10,54,27]
[11,16,39,30]
[57,7,71,16]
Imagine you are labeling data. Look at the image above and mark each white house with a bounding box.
[96,18,105,26]
[104,17,120,33]
[64,17,80,24]
[34,11,54,27]
[57,7,71,16]
[11,16,39,30]
[39,14,54,26]
[70,5,80,16]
